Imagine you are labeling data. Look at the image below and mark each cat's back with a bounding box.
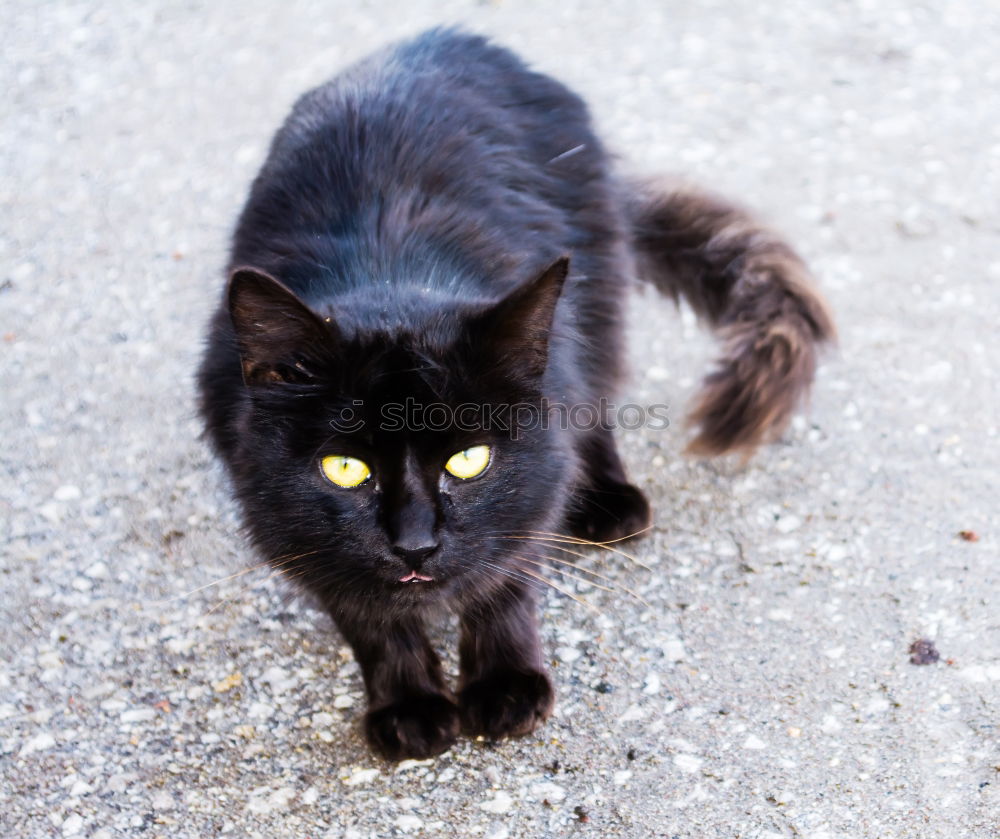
[231,28,611,302]
[272,28,588,180]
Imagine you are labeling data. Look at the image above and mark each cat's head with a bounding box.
[223,259,575,612]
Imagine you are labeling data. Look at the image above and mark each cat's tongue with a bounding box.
[399,571,434,584]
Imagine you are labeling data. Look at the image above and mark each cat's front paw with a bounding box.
[459,669,554,740]
[364,693,460,760]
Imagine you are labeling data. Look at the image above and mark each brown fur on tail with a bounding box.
[627,179,836,456]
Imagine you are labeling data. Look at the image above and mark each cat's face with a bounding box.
[225,261,573,609]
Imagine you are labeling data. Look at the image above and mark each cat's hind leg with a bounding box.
[564,425,651,543]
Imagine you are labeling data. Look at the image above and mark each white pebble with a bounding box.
[236,144,259,164]
[643,672,661,695]
[61,814,84,836]
[556,646,581,663]
[12,261,34,280]
[661,637,686,661]
[333,694,356,709]
[246,786,296,814]
[104,775,131,794]
[246,702,273,720]
[54,484,82,501]
[120,708,156,723]
[743,735,767,750]
[619,704,648,723]
[775,515,802,533]
[395,815,423,832]
[531,781,566,802]
[84,561,109,579]
[166,636,195,655]
[959,665,1000,683]
[613,769,633,785]
[479,790,514,814]
[674,753,703,773]
[260,666,297,695]
[773,789,795,805]
[826,545,847,562]
[38,651,62,669]
[344,768,379,786]
[865,697,890,715]
[151,791,174,810]
[395,758,434,773]
[38,503,62,523]
[69,780,92,797]
[21,732,56,755]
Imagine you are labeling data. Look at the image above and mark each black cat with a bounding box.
[198,28,833,760]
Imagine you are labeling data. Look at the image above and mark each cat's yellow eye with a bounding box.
[444,445,491,480]
[320,455,371,488]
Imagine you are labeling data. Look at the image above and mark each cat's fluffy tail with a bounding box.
[626,178,835,456]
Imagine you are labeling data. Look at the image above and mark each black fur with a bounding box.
[198,28,832,760]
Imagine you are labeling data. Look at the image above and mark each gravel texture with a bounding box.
[2,2,999,837]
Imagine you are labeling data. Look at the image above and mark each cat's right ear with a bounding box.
[472,256,570,383]
[227,268,339,385]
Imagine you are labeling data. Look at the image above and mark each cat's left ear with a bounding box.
[227,267,338,385]
[475,256,569,381]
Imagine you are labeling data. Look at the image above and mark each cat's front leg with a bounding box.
[336,614,459,760]
[458,579,554,740]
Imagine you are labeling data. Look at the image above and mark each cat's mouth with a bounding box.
[398,571,435,584]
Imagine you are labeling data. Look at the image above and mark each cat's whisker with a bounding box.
[519,526,654,546]
[508,561,603,615]
[162,548,324,605]
[513,550,650,607]
[514,553,621,598]
[468,558,544,591]
[468,556,599,614]
[500,538,619,572]
[501,535,653,572]
[527,552,649,608]
[201,551,338,618]
[199,564,296,619]
[497,529,654,571]
[509,537,627,591]
[158,559,278,605]
[266,547,327,567]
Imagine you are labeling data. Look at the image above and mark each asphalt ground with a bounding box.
[2,2,998,837]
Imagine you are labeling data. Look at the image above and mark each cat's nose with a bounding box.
[392,541,439,569]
